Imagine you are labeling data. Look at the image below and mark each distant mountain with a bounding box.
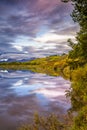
[0,52,37,63]
[0,57,36,63]
[17,57,36,62]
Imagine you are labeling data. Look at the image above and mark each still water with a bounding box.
[0,70,70,130]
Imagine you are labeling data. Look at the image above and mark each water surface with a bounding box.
[0,70,70,130]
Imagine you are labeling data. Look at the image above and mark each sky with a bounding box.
[0,0,79,60]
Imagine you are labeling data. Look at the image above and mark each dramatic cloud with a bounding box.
[0,0,79,60]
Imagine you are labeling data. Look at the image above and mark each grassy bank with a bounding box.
[0,55,68,76]
[0,55,87,130]
[0,54,86,79]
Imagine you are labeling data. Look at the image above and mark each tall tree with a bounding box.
[62,0,87,61]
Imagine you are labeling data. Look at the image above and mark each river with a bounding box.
[0,70,71,130]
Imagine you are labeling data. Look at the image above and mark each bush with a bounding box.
[72,106,87,130]
[18,114,66,130]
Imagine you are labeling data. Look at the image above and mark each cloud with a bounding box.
[35,32,75,43]
[13,45,23,51]
[0,0,79,58]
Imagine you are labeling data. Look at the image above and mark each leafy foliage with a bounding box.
[63,0,87,61]
[72,106,87,130]
[18,114,66,130]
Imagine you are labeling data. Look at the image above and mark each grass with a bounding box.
[0,55,67,76]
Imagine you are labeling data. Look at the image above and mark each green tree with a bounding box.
[62,0,87,61]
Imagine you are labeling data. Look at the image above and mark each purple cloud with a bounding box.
[0,0,79,58]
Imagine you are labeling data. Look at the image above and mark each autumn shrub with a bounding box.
[71,106,87,130]
[18,114,67,130]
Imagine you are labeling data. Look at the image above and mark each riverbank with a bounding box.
[0,54,87,130]
[0,54,86,79]
[0,55,66,76]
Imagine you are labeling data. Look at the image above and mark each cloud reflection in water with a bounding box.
[0,70,71,130]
